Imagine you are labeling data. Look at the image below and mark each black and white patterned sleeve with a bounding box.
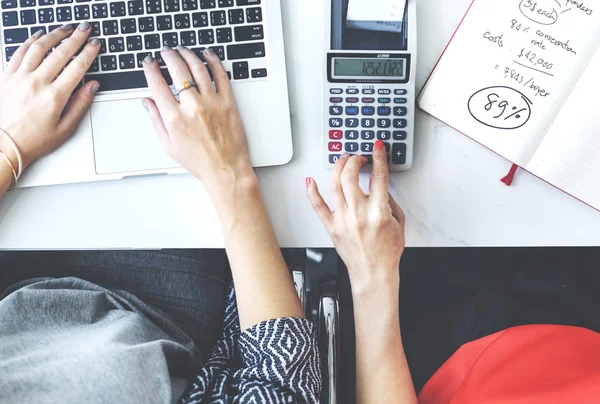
[180,284,322,404]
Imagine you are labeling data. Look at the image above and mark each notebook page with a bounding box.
[527,47,600,209]
[418,0,600,167]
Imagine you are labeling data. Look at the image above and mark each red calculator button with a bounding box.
[328,142,342,152]
[329,130,342,139]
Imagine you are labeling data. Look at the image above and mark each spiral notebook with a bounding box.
[418,0,600,210]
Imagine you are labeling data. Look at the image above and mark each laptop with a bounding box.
[0,0,293,188]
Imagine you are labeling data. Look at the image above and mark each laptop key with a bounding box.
[38,8,54,23]
[180,30,196,46]
[2,11,17,26]
[74,5,89,20]
[88,57,99,72]
[199,0,214,8]
[210,9,225,25]
[56,6,71,21]
[191,11,207,27]
[145,0,161,13]
[154,50,165,65]
[197,28,213,44]
[126,34,142,50]
[49,24,61,31]
[246,6,261,22]
[92,3,108,18]
[234,24,262,41]
[57,0,72,3]
[90,21,100,36]
[236,0,260,5]
[181,0,196,10]
[174,13,189,29]
[232,60,248,79]
[0,0,17,8]
[156,15,172,30]
[110,1,126,16]
[30,25,46,35]
[138,16,154,32]
[100,55,117,70]
[161,32,177,47]
[226,41,264,60]
[19,0,35,7]
[102,20,118,35]
[215,27,231,43]
[191,46,205,61]
[143,33,160,49]
[136,51,151,67]
[218,0,232,7]
[20,9,36,25]
[210,45,224,60]
[164,0,179,12]
[119,53,135,69]
[227,8,243,24]
[4,45,18,61]
[128,0,144,15]
[120,18,136,33]
[98,37,107,53]
[108,36,124,52]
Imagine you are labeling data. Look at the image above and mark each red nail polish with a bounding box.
[375,140,384,150]
[305,177,311,188]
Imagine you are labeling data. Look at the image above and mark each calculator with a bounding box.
[322,0,416,171]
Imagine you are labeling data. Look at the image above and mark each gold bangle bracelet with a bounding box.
[0,129,23,180]
[0,150,17,190]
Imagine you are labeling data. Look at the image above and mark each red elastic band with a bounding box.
[500,164,519,186]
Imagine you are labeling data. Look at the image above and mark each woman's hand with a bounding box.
[306,141,405,294]
[141,47,254,199]
[0,23,100,170]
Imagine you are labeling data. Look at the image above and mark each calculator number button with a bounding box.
[329,118,343,127]
[345,130,359,140]
[393,131,407,140]
[392,143,407,164]
[361,130,375,140]
[377,130,391,140]
[346,88,359,94]
[329,154,341,164]
[361,142,373,153]
[329,142,343,152]
[330,97,343,103]
[361,106,375,116]
[395,89,408,95]
[394,107,407,116]
[345,142,359,152]
[393,119,407,129]
[345,118,359,127]
[346,97,359,103]
[329,106,342,116]
[329,130,343,140]
[361,118,375,128]
[345,106,359,116]
[330,88,343,94]
[377,118,391,128]
[377,107,391,116]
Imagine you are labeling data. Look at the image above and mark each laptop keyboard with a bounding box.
[1,0,268,92]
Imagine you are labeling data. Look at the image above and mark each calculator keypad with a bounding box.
[328,86,409,166]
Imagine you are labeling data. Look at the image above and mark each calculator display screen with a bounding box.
[333,58,406,79]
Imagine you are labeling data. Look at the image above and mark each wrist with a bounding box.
[207,170,261,218]
[349,269,400,302]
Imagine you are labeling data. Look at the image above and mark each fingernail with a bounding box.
[78,21,90,31]
[60,24,73,31]
[375,140,384,150]
[33,29,44,38]
[89,37,100,46]
[141,99,149,111]
[341,152,349,159]
[143,55,154,64]
[90,83,100,94]
[305,177,311,188]
[204,47,215,56]
[162,45,171,51]
[176,45,185,51]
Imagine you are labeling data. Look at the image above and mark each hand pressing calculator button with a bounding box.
[377,130,391,140]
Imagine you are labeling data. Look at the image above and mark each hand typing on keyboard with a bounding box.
[141,46,254,202]
[0,22,100,170]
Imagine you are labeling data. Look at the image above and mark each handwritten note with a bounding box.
[418,0,600,166]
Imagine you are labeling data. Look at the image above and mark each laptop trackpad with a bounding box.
[91,99,179,175]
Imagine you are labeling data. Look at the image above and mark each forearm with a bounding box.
[209,173,303,330]
[353,278,417,404]
[0,163,12,197]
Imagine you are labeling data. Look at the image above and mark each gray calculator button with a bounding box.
[394,97,407,104]
[345,130,359,140]
[394,107,407,116]
[377,118,391,128]
[361,130,375,140]
[378,97,391,104]
[329,118,343,127]
[346,97,359,103]
[329,106,342,116]
[330,88,343,94]
[393,119,407,129]
[362,97,375,103]
[361,118,375,128]
[330,97,343,103]
[378,89,391,95]
[361,142,373,153]
[345,142,359,152]
[346,88,359,94]
[392,143,406,164]
[345,118,359,127]
[377,130,391,140]
[394,89,407,95]
[362,88,375,95]
[329,154,341,164]
[393,131,407,140]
